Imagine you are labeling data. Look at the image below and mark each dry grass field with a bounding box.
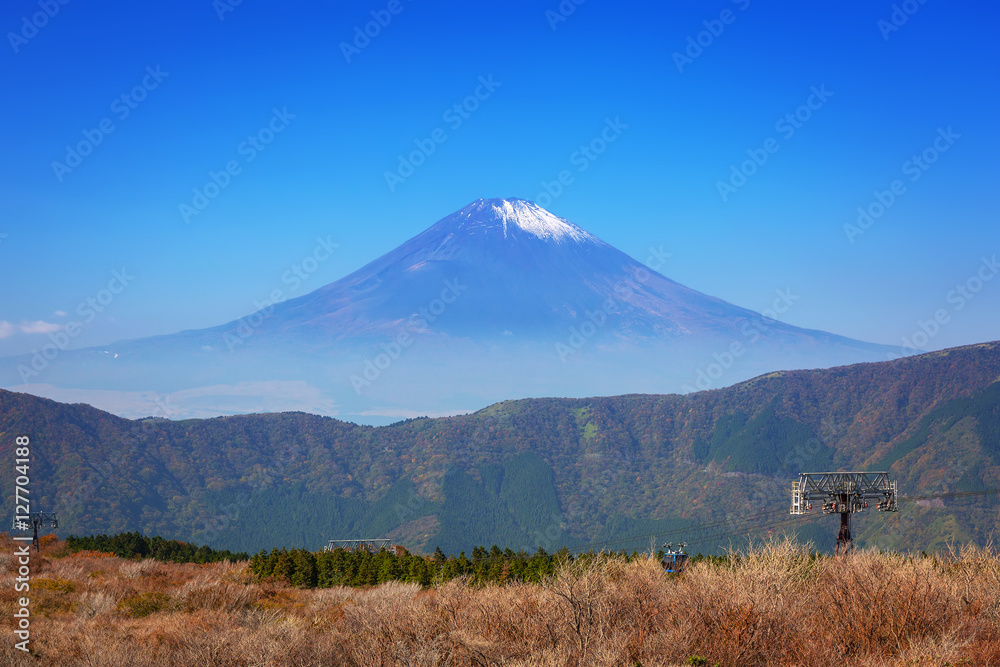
[0,535,998,666]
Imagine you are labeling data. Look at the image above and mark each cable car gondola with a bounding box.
[661,542,689,573]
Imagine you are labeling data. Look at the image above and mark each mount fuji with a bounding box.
[2,198,900,423]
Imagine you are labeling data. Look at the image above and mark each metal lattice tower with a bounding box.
[12,511,58,552]
[323,539,392,553]
[791,472,898,555]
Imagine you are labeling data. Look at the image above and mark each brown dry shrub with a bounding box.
[32,577,75,593]
[543,556,619,662]
[27,577,77,617]
[43,559,87,582]
[1,541,998,667]
[119,558,158,580]
[175,573,254,613]
[76,590,117,619]
[815,552,958,661]
[117,591,170,618]
[339,580,449,665]
[660,539,814,666]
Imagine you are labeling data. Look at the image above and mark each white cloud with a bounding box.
[0,320,71,337]
[53,310,68,317]
[18,320,63,334]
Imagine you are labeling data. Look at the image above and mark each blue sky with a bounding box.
[1,0,997,357]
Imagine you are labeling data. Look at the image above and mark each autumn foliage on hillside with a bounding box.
[1,535,999,666]
[2,343,999,556]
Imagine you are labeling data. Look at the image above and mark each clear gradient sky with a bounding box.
[1,0,997,358]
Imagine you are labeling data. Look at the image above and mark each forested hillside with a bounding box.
[1,342,998,555]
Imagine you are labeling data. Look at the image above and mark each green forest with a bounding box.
[248,544,731,589]
[66,532,248,563]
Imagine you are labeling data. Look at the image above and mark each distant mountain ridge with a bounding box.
[1,198,901,422]
[2,341,997,556]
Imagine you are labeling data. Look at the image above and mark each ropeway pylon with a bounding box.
[791,472,898,555]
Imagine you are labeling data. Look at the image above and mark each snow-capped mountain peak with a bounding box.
[445,198,597,244]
